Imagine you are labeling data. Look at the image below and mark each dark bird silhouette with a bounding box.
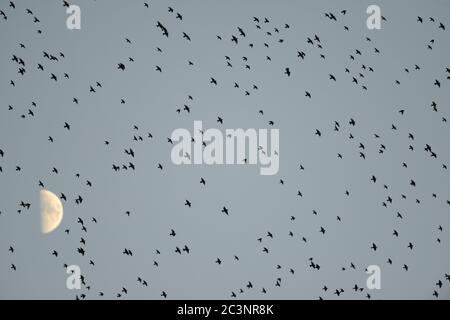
[156,21,169,37]
[182,32,191,41]
[284,68,291,77]
[77,248,85,256]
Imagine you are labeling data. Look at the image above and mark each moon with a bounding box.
[40,190,64,234]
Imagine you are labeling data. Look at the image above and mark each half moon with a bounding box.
[40,190,64,234]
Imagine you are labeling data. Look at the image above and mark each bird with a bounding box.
[156,21,169,37]
[77,248,85,256]
[284,68,291,77]
[182,32,191,41]
[75,195,83,204]
[123,248,132,256]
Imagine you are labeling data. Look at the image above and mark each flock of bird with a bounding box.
[1,1,450,299]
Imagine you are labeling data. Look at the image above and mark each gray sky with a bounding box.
[1,0,450,299]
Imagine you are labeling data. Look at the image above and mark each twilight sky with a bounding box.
[1,0,450,299]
